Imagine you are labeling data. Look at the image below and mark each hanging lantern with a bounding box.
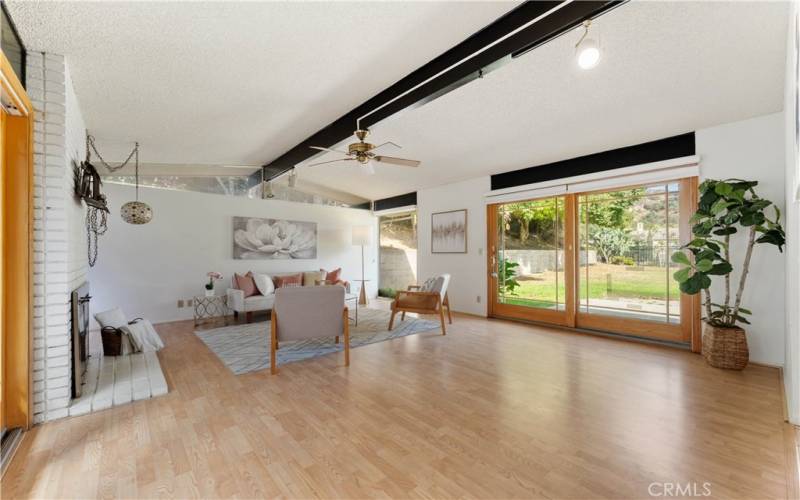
[120,142,153,224]
[121,200,152,224]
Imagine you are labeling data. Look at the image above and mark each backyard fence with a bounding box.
[505,243,679,276]
[503,249,596,275]
[623,241,681,267]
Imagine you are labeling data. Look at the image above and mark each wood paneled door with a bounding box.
[1,50,34,433]
[488,178,700,346]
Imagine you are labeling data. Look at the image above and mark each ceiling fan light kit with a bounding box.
[361,161,376,175]
[306,127,421,173]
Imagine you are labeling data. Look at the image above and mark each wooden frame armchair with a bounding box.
[388,274,452,335]
[270,286,350,375]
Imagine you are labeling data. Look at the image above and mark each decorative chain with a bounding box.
[86,134,139,173]
[86,206,108,267]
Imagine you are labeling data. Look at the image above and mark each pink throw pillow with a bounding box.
[321,267,341,282]
[274,273,303,289]
[235,272,259,297]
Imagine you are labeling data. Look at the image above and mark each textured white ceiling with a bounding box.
[7,0,518,165]
[300,1,789,200]
[10,1,789,202]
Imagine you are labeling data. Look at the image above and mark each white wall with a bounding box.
[28,53,88,423]
[783,0,800,424]
[89,184,378,326]
[417,176,490,316]
[696,112,787,367]
[414,113,787,367]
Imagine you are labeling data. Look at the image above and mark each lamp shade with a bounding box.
[352,225,372,246]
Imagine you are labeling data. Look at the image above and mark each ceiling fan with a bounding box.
[307,129,420,174]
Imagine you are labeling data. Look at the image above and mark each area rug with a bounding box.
[195,308,440,375]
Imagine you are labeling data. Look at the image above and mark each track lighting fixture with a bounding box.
[288,168,297,188]
[575,20,601,70]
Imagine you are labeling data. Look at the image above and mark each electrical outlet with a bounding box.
[178,299,184,308]
[476,295,481,303]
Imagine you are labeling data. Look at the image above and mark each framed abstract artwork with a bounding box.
[233,216,317,259]
[431,209,467,253]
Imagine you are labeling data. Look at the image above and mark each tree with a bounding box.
[584,189,642,228]
[588,226,633,263]
[672,179,785,327]
[505,200,556,244]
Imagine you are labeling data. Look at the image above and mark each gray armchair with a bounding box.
[270,285,350,375]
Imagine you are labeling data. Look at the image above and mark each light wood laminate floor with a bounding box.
[2,312,796,499]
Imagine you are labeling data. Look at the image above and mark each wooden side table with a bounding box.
[193,295,229,327]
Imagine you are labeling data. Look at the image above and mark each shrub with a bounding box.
[378,287,396,298]
[589,226,633,263]
[609,256,635,266]
[499,258,520,295]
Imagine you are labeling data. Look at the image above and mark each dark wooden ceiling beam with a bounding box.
[251,0,626,188]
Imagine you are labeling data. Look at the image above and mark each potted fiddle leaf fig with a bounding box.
[671,179,785,370]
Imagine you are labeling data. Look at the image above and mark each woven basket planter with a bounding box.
[702,322,749,370]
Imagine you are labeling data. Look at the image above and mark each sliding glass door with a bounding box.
[488,178,697,342]
[489,195,575,326]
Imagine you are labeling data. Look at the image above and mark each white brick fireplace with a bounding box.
[27,52,88,423]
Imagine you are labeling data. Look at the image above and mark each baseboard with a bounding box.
[784,419,800,500]
[451,310,487,319]
[749,360,785,370]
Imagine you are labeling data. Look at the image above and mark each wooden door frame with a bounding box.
[487,177,701,349]
[487,195,575,327]
[1,50,33,430]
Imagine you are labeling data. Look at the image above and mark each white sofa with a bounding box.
[227,272,350,322]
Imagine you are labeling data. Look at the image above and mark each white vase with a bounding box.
[204,289,214,297]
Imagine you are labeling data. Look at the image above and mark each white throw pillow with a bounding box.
[420,277,436,292]
[253,273,275,296]
[95,307,128,329]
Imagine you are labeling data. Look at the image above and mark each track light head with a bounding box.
[575,20,601,70]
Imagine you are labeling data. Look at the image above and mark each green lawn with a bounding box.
[500,264,680,306]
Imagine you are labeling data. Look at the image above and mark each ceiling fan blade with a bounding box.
[374,156,420,167]
[305,157,354,168]
[309,146,350,155]
[371,141,402,152]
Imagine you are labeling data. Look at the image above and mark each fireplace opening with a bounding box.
[71,282,90,398]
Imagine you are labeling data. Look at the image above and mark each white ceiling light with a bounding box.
[575,20,600,70]
[361,160,376,175]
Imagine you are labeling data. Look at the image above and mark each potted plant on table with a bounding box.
[671,179,785,370]
[205,272,223,297]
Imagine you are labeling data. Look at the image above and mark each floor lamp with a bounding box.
[352,226,371,305]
